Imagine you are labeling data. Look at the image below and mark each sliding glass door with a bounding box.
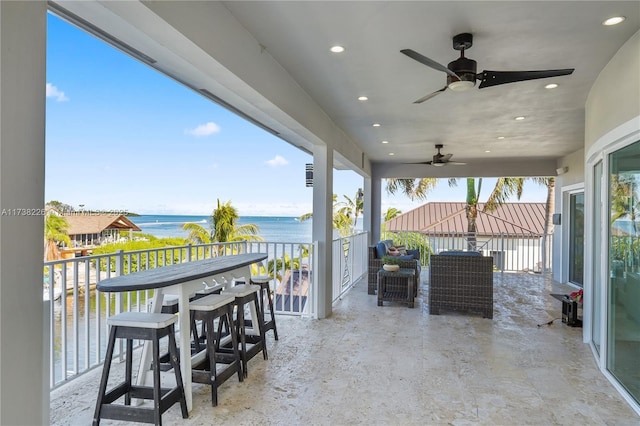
[608,140,640,403]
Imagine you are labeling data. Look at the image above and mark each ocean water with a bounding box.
[130,214,313,242]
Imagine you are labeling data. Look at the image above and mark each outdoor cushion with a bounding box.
[375,241,387,259]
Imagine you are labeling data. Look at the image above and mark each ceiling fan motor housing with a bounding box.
[447,57,477,89]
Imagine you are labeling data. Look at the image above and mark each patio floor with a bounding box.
[51,272,640,425]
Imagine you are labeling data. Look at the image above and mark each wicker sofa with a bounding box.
[428,252,494,319]
[367,240,421,295]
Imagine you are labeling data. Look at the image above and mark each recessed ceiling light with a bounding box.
[372,123,381,127]
[497,136,505,140]
[603,16,625,26]
[515,116,526,121]
[358,96,368,101]
[545,83,558,89]
[388,152,395,156]
[330,45,345,53]
[485,150,491,153]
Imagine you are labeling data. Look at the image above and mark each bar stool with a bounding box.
[222,284,268,377]
[189,293,242,406]
[93,312,188,426]
[250,275,279,340]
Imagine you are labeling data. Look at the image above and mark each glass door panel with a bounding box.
[592,161,602,354]
[569,193,584,286]
[608,140,640,404]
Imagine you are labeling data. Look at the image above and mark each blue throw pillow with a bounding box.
[397,254,414,261]
[375,242,387,259]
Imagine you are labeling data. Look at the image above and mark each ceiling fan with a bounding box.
[401,33,574,103]
[418,144,466,167]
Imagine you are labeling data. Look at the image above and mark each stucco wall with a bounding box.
[585,30,640,151]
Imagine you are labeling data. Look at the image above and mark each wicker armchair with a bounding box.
[368,246,420,295]
[428,254,494,319]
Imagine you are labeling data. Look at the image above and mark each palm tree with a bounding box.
[182,199,263,244]
[212,199,263,242]
[384,207,403,222]
[385,178,438,201]
[44,210,71,261]
[299,190,364,236]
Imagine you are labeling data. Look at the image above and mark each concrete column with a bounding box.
[371,176,382,243]
[311,145,333,319]
[0,1,47,424]
[362,177,373,244]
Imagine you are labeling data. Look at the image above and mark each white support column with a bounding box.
[311,145,333,319]
[362,177,373,244]
[371,176,383,243]
[0,1,47,424]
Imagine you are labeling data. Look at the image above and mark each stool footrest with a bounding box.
[99,386,184,424]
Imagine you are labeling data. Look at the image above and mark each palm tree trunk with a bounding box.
[466,204,478,250]
[541,178,555,273]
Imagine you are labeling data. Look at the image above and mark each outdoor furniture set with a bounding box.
[369,241,494,318]
[93,254,278,425]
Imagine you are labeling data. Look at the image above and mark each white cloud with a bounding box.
[46,83,69,102]
[265,155,288,167]
[185,122,221,137]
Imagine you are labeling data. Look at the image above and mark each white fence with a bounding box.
[45,235,366,389]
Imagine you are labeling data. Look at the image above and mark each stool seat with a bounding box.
[250,275,271,284]
[190,293,235,311]
[222,284,261,297]
[107,312,177,329]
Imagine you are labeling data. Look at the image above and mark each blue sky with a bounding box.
[45,14,547,217]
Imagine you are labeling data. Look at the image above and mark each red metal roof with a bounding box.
[385,202,547,235]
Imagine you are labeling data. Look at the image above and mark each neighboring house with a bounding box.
[61,214,141,257]
[385,202,549,272]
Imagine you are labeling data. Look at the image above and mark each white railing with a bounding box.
[384,231,554,273]
[45,235,366,390]
[332,232,368,302]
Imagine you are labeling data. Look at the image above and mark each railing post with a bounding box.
[500,233,505,273]
[115,250,125,309]
[186,243,192,262]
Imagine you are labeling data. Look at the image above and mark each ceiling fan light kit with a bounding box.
[401,32,574,103]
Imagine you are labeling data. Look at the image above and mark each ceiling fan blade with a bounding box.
[413,86,447,104]
[401,49,460,79]
[477,69,574,89]
[447,161,467,166]
[440,153,453,162]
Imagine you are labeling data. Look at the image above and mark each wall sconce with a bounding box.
[556,166,569,176]
[305,163,313,187]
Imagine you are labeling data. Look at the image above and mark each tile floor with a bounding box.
[50,272,640,425]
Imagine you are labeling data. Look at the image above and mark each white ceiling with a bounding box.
[52,1,640,177]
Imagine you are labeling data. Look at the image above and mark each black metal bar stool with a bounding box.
[221,284,267,377]
[250,275,279,340]
[93,312,188,426]
[189,293,243,406]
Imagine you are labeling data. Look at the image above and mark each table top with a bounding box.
[96,253,267,292]
[378,268,416,276]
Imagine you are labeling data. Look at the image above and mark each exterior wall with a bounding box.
[585,30,640,151]
[552,148,585,283]
[583,29,640,415]
[0,2,48,424]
